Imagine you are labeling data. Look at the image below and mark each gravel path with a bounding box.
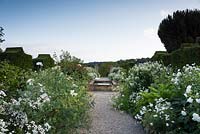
[87,91,145,134]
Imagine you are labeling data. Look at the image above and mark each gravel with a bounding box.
[86,91,145,134]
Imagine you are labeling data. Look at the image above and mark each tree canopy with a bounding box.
[158,9,200,53]
[0,27,5,43]
[0,27,5,52]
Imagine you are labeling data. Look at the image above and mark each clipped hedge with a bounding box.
[180,43,199,48]
[152,43,200,67]
[151,51,171,66]
[171,45,200,67]
[0,47,32,69]
[33,54,54,70]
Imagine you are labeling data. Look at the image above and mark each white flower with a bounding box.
[192,113,200,122]
[40,93,48,99]
[184,93,187,97]
[140,110,144,115]
[187,97,193,103]
[153,114,158,117]
[181,111,187,116]
[40,93,50,102]
[38,83,43,87]
[195,99,200,104]
[27,79,34,85]
[0,90,6,97]
[70,90,78,97]
[135,114,142,120]
[150,123,153,126]
[177,72,181,77]
[166,123,169,127]
[36,62,43,66]
[149,103,153,107]
[186,85,192,94]
[44,123,51,131]
[142,106,147,111]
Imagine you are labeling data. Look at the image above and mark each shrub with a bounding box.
[108,67,125,82]
[116,59,136,71]
[113,62,166,113]
[33,54,55,70]
[30,67,92,133]
[171,45,200,68]
[0,61,29,99]
[151,51,171,66]
[86,67,100,80]
[114,62,200,133]
[98,62,115,77]
[0,47,32,69]
[158,9,200,53]
[0,66,92,133]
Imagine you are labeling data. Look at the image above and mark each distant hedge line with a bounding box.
[152,43,200,67]
[0,47,54,70]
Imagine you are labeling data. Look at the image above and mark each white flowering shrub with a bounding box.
[108,67,125,82]
[29,67,92,133]
[0,61,29,99]
[113,62,167,113]
[86,67,100,80]
[114,62,200,133]
[0,80,51,133]
[0,63,92,133]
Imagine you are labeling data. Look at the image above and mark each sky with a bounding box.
[0,0,200,62]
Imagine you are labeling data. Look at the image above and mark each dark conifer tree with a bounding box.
[158,9,200,53]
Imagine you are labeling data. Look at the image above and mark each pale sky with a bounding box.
[1,0,200,62]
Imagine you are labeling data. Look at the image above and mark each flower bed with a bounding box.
[0,62,92,133]
[112,62,200,133]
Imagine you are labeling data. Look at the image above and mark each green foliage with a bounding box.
[0,64,92,133]
[108,67,125,82]
[158,9,200,53]
[33,54,55,70]
[151,51,171,66]
[0,27,5,44]
[0,47,32,69]
[98,62,114,77]
[113,62,165,113]
[30,68,91,133]
[116,59,136,71]
[114,62,200,133]
[86,67,100,80]
[54,50,89,81]
[153,44,200,68]
[0,61,29,99]
[171,45,200,68]
[59,50,82,64]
